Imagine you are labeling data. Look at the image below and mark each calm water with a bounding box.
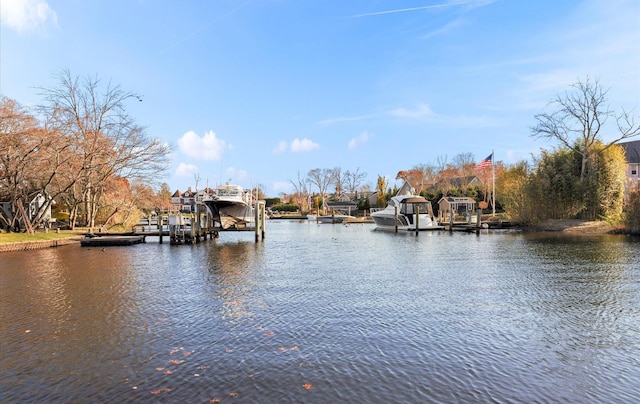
[1,221,639,403]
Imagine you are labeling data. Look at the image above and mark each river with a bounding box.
[1,221,639,403]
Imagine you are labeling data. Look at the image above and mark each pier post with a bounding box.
[449,211,454,232]
[394,206,398,233]
[476,208,482,235]
[415,205,420,236]
[261,202,266,240]
[194,208,200,243]
[255,201,266,242]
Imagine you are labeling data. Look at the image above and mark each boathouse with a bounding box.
[437,196,476,222]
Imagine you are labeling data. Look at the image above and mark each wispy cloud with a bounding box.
[502,0,640,112]
[348,130,371,150]
[346,1,471,18]
[387,103,435,119]
[272,181,293,193]
[272,141,288,155]
[225,167,248,182]
[159,0,253,55]
[317,114,374,126]
[420,18,466,39]
[1,0,58,34]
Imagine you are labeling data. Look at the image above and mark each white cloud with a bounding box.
[348,130,371,150]
[388,103,434,119]
[272,138,320,153]
[290,138,319,152]
[272,141,288,154]
[177,130,226,161]
[225,167,248,182]
[175,163,199,177]
[1,0,58,33]
[272,181,293,194]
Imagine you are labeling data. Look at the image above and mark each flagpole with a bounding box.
[491,150,495,216]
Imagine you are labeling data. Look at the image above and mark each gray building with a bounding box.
[621,140,640,196]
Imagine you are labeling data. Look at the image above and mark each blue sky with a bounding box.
[2,0,639,196]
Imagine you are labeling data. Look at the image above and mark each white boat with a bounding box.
[203,183,255,230]
[370,182,444,231]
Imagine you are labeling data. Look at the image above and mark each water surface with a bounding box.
[1,222,639,402]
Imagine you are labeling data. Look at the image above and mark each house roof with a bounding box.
[438,196,476,204]
[621,140,640,164]
[433,176,481,189]
[326,200,357,208]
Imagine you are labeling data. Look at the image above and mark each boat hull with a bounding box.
[371,210,443,231]
[204,200,254,230]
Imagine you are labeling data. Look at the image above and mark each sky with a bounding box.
[2,0,639,197]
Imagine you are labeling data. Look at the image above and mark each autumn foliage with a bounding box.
[0,71,172,232]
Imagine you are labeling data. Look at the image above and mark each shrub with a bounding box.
[624,189,640,235]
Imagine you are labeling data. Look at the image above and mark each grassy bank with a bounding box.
[0,230,86,244]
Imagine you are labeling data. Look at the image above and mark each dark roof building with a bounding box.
[621,140,640,164]
[620,140,640,195]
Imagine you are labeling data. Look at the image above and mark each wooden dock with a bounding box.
[81,235,146,247]
[131,201,267,245]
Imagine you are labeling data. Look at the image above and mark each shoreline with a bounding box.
[0,219,632,253]
[0,237,82,253]
[523,219,623,234]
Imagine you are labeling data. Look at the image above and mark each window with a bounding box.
[632,170,637,175]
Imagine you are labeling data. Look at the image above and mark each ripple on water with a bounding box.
[1,224,639,402]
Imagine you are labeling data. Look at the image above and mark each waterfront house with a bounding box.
[170,190,183,212]
[620,140,640,197]
[0,191,53,230]
[326,193,358,216]
[171,187,216,213]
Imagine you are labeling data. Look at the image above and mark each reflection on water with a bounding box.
[1,223,639,403]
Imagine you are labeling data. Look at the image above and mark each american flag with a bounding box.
[476,153,493,171]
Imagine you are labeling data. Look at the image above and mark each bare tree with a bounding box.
[307,168,335,212]
[38,70,172,230]
[452,152,476,177]
[332,167,344,195]
[436,155,448,172]
[344,167,367,194]
[289,171,310,211]
[531,77,640,182]
[194,173,201,192]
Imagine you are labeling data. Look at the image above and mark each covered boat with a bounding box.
[203,183,255,230]
[370,182,443,231]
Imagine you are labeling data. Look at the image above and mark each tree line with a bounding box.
[2,74,639,233]
[284,79,639,232]
[1,70,172,232]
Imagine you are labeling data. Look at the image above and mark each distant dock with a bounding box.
[81,234,146,247]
